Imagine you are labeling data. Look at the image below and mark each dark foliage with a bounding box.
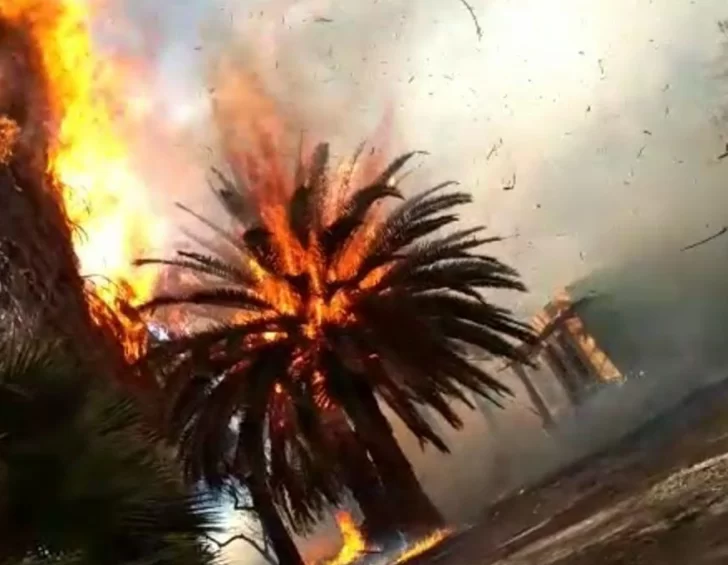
[0,336,221,565]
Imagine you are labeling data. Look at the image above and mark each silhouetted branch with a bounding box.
[211,483,275,562]
[204,532,276,564]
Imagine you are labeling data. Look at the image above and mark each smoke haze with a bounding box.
[97,0,728,562]
[110,0,728,307]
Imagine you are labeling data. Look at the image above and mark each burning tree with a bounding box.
[0,1,162,395]
[139,138,535,563]
[0,16,93,340]
[0,3,218,562]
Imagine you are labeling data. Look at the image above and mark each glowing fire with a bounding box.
[323,511,369,565]
[1,0,164,357]
[392,529,452,564]
[202,139,388,347]
[317,513,451,565]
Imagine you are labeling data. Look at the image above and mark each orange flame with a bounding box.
[207,69,393,344]
[1,0,164,358]
[324,511,368,565]
[392,529,452,564]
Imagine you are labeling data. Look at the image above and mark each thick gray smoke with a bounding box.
[110,0,728,562]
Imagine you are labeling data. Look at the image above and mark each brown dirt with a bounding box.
[407,377,728,565]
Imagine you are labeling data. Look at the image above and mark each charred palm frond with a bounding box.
[138,142,535,529]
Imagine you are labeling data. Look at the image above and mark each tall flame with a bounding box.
[1,0,164,358]
[1,0,163,311]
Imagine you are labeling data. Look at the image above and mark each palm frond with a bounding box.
[0,336,220,565]
[289,143,331,245]
[322,184,402,258]
[139,288,270,314]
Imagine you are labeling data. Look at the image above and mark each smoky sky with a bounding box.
[111,0,728,312]
[102,1,728,562]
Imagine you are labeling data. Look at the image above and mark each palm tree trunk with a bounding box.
[246,473,304,565]
[236,425,304,565]
[324,408,392,542]
[347,386,445,537]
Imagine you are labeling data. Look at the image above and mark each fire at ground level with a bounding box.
[309,510,453,565]
[383,374,728,565]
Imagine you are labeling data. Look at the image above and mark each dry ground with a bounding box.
[406,376,728,565]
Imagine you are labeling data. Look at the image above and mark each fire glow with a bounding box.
[392,529,452,564]
[0,0,163,338]
[318,512,452,565]
[323,511,369,565]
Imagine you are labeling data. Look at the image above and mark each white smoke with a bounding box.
[110,0,728,307]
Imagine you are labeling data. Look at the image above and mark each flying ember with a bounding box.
[0,0,163,322]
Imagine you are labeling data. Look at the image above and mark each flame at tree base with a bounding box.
[316,511,452,565]
[322,511,370,565]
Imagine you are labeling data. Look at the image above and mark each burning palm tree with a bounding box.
[0,13,150,389]
[0,17,88,337]
[138,141,535,563]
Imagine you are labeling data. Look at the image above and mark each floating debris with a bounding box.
[486,138,503,160]
[717,143,728,160]
[458,0,482,41]
[681,226,728,252]
[502,172,516,191]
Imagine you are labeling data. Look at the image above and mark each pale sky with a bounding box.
[97,0,728,562]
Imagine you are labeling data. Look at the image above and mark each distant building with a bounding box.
[509,241,728,427]
[508,289,623,427]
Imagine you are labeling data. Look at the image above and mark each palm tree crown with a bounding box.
[138,142,535,529]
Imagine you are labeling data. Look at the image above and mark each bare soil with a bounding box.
[409,377,728,565]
